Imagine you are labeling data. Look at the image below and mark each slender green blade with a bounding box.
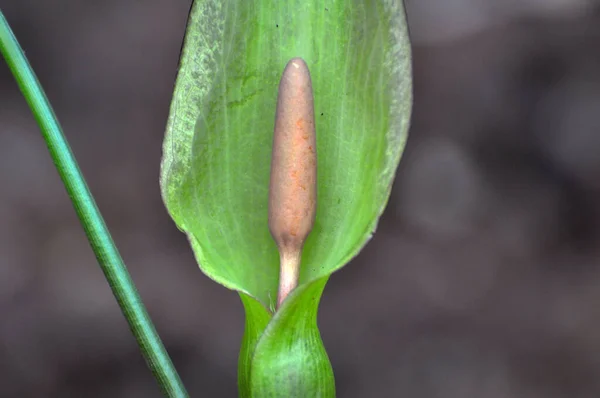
[0,11,189,398]
[160,0,412,307]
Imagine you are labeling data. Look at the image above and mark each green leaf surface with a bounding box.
[238,293,272,397]
[245,277,334,397]
[160,0,412,307]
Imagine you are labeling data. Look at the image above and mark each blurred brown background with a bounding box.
[2,0,600,397]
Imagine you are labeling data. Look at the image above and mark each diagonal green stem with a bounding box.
[0,11,188,398]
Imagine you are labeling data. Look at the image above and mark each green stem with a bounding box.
[0,11,189,398]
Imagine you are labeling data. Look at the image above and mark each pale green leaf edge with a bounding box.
[321,0,412,283]
[160,1,253,297]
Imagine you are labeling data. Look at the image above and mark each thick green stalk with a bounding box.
[0,11,188,398]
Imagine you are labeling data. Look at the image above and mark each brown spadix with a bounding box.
[268,57,317,310]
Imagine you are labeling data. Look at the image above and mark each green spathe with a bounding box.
[160,0,412,396]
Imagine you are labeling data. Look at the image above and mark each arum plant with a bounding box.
[0,0,411,396]
[161,1,412,396]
